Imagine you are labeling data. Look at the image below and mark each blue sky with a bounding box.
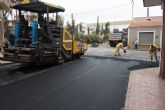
[42,0,162,24]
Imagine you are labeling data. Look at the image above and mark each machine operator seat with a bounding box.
[20,15,29,39]
[17,15,31,47]
[38,14,51,43]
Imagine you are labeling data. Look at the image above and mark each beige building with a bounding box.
[128,16,162,49]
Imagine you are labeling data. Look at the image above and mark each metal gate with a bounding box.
[138,32,154,45]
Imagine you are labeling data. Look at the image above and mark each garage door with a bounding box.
[139,32,154,45]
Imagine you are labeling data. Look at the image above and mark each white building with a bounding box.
[76,16,162,39]
[87,20,131,33]
[133,16,162,22]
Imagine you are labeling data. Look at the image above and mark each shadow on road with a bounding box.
[0,61,60,86]
[127,61,159,70]
[8,64,56,74]
[85,55,159,70]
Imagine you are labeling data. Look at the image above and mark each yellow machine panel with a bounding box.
[22,0,30,4]
[11,0,30,6]
[82,42,88,52]
[73,40,81,54]
[63,29,72,51]
[73,40,88,54]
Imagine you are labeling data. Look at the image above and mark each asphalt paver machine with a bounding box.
[1,0,88,64]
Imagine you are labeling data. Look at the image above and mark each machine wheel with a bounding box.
[58,57,65,64]
[77,54,81,59]
[73,54,81,59]
[34,57,42,65]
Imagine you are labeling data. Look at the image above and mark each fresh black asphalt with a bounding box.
[0,57,159,110]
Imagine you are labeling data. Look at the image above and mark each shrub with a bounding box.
[84,34,103,44]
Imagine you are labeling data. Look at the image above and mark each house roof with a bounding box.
[129,21,162,28]
[143,0,161,7]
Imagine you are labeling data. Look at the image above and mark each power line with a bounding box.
[131,0,134,21]
[64,2,133,24]
[134,2,147,15]
[64,2,131,16]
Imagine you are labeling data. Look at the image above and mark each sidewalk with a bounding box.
[124,67,165,110]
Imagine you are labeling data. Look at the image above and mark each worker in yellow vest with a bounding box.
[114,42,126,56]
[149,45,160,61]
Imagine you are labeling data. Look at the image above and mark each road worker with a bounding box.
[114,42,126,56]
[134,39,138,49]
[149,44,160,61]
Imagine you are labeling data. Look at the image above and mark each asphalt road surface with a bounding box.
[0,56,159,110]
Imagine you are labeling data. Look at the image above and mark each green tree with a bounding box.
[71,13,75,35]
[79,22,82,32]
[75,25,79,35]
[74,24,81,40]
[84,35,90,43]
[104,22,110,35]
[101,24,104,35]
[88,27,90,35]
[66,21,72,34]
[66,14,76,35]
[84,34,103,44]
[103,22,110,42]
[96,16,100,35]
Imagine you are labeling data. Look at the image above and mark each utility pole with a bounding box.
[147,7,149,17]
[131,0,134,22]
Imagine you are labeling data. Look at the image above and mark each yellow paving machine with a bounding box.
[1,0,88,64]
